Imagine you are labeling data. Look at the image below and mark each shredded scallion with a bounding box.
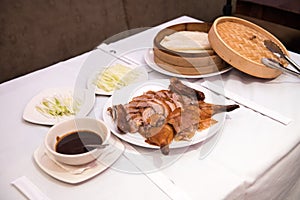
[35,93,80,118]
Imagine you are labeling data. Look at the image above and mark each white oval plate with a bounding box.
[87,61,148,96]
[23,87,95,125]
[144,49,232,79]
[102,79,226,149]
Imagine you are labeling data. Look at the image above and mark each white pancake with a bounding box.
[160,31,212,52]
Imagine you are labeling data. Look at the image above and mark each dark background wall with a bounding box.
[1,0,299,83]
[0,0,230,83]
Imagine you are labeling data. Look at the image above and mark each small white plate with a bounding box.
[33,135,124,184]
[144,49,232,78]
[102,79,225,149]
[23,88,95,126]
[87,61,148,96]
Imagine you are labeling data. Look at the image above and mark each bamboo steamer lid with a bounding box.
[208,16,288,79]
[153,22,228,75]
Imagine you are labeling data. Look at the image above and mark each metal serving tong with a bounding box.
[261,58,300,78]
[264,40,300,73]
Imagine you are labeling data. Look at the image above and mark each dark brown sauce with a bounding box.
[55,130,103,155]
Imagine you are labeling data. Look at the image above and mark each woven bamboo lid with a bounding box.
[208,16,288,79]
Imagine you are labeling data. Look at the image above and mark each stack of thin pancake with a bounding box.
[153,23,227,75]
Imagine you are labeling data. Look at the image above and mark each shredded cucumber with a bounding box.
[95,64,138,92]
[35,93,80,118]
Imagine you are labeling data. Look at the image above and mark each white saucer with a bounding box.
[33,136,124,184]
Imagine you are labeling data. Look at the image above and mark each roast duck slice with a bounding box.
[107,78,239,155]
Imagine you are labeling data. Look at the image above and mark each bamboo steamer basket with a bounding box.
[153,54,226,75]
[208,16,288,79]
[153,22,227,75]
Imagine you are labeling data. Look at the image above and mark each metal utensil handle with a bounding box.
[261,58,300,78]
[283,54,300,73]
[277,64,300,78]
[85,144,109,149]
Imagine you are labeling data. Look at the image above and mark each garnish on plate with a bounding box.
[35,93,80,118]
[94,64,140,92]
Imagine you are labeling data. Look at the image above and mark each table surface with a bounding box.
[1,16,300,200]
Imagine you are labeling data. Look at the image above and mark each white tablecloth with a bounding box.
[1,16,300,200]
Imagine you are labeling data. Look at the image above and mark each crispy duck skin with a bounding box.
[108,78,239,155]
[198,101,240,120]
[169,78,205,101]
[145,124,174,155]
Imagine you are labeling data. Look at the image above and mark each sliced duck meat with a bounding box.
[107,78,239,155]
[113,104,131,133]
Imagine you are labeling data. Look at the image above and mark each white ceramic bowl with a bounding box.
[45,117,110,165]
